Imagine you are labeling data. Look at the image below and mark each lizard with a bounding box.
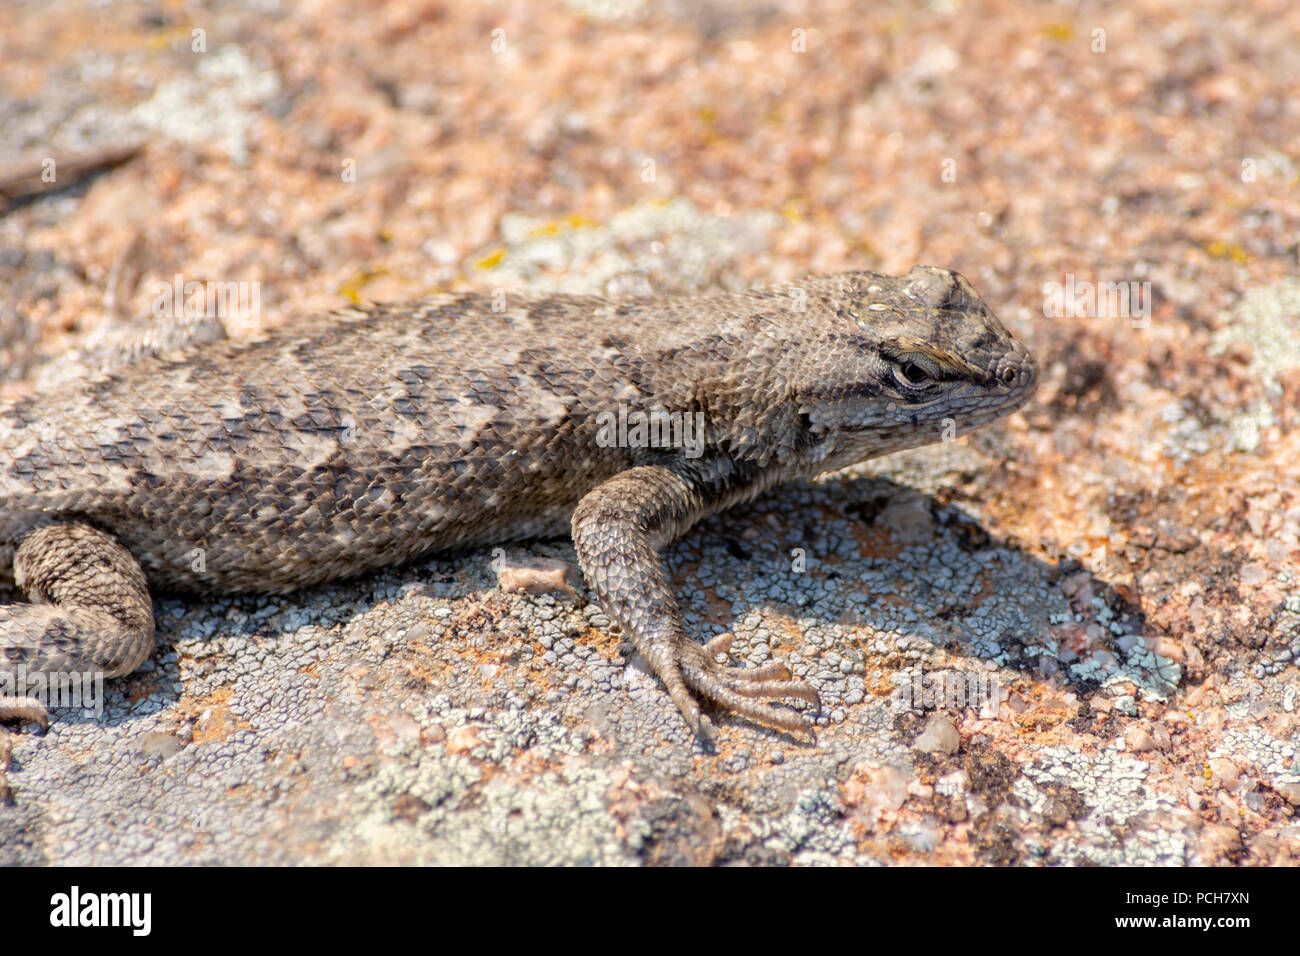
[0,264,1037,752]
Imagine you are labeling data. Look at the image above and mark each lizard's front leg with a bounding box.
[571,465,819,744]
[0,523,156,728]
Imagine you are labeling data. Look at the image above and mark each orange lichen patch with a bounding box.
[1007,688,1081,745]
[180,688,254,745]
[388,630,460,689]
[696,585,736,626]
[851,523,903,560]
[397,652,455,688]
[865,670,900,699]
[969,568,997,605]
[574,625,619,657]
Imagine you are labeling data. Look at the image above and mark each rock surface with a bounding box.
[0,0,1297,865]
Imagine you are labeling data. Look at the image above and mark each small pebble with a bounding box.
[913,715,960,755]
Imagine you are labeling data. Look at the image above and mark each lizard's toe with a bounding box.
[680,642,819,740]
[1,724,22,805]
[722,676,821,706]
[659,662,717,749]
[717,660,796,683]
[0,695,50,731]
[704,635,813,694]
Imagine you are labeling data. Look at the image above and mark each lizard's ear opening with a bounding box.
[795,407,836,462]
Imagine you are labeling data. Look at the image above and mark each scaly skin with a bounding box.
[0,265,1036,750]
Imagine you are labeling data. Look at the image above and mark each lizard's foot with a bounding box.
[0,696,50,730]
[1,694,52,807]
[668,633,820,744]
[0,728,10,805]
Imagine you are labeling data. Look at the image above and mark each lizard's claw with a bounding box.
[671,633,820,743]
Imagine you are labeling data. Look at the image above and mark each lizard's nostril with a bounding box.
[1001,366,1018,386]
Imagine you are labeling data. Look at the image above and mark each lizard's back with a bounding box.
[0,291,714,593]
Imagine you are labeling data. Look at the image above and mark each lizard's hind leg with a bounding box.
[0,523,155,728]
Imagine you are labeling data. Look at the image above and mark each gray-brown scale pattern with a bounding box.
[0,265,1036,744]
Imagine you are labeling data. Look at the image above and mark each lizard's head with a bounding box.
[789,264,1037,471]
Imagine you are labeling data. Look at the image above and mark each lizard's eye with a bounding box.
[898,362,931,386]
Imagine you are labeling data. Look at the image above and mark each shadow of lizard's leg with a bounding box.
[0,523,155,728]
[571,465,820,745]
